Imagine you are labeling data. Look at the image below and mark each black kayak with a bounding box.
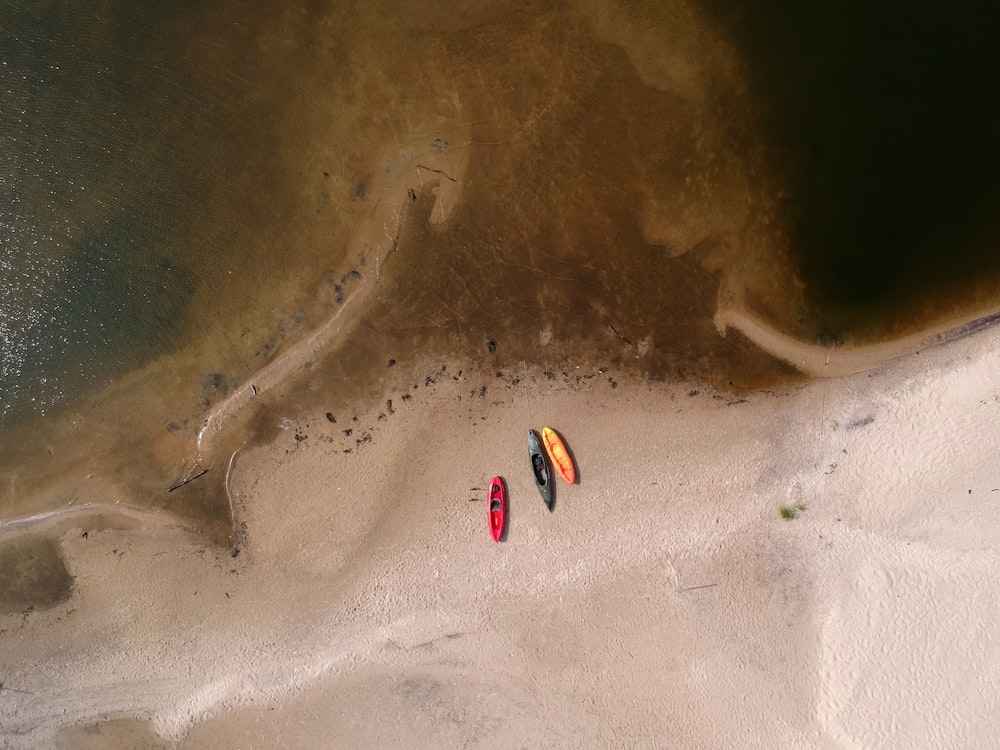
[528,429,554,510]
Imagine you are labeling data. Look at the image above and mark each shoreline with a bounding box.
[195,134,471,460]
[0,502,171,537]
[714,301,1000,378]
[5,69,1000,746]
[3,320,1000,746]
[4,4,1000,745]
[6,288,999,545]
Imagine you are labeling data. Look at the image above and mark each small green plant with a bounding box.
[779,502,806,520]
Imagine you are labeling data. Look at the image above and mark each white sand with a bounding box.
[4,316,1000,749]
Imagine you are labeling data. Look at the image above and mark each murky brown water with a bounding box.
[2,0,998,576]
[0,534,73,614]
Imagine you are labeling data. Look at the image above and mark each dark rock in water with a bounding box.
[199,373,232,407]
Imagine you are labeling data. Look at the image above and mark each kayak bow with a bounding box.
[542,427,575,485]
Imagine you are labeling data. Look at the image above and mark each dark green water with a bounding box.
[1,3,226,424]
[704,0,1000,333]
[2,0,999,531]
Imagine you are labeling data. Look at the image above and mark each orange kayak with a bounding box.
[542,427,575,485]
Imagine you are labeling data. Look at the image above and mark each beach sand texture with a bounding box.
[3,2,1000,748]
[4,326,1000,748]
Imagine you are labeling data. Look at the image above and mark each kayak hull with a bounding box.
[528,429,555,510]
[488,476,506,542]
[542,427,575,485]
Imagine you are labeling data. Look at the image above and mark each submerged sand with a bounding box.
[4,3,1000,747]
[4,317,1000,747]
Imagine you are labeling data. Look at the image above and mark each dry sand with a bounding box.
[4,312,1000,749]
[4,4,1000,747]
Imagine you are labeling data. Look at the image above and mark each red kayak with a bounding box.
[488,476,506,542]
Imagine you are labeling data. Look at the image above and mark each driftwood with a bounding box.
[167,469,209,493]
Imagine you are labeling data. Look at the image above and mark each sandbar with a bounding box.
[3,314,1000,748]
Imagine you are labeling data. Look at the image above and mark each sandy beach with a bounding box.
[4,3,1000,748]
[4,309,1000,747]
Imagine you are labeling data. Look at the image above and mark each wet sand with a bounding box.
[0,0,793,537]
[716,301,1000,378]
[4,321,1000,747]
[7,0,997,537]
[5,151,1000,744]
[4,2,1000,747]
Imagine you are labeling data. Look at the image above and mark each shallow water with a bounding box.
[1,0,998,539]
[701,0,1000,336]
